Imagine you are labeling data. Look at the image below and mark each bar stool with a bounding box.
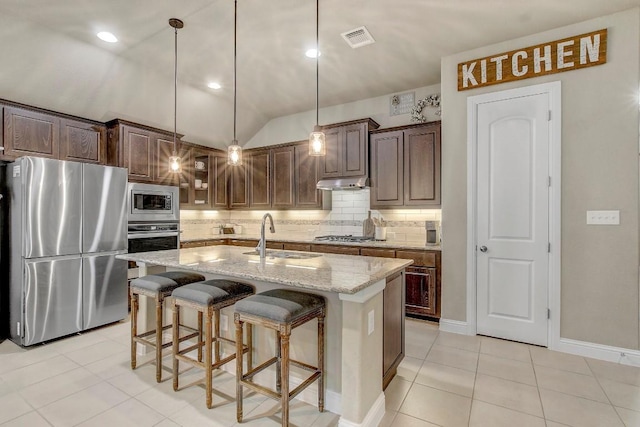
[234,289,326,426]
[171,279,255,408]
[130,271,205,382]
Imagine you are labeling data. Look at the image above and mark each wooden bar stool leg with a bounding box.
[205,306,213,409]
[214,309,221,363]
[246,323,253,371]
[155,296,164,382]
[280,331,290,427]
[275,331,282,393]
[235,318,244,422]
[130,292,139,369]
[318,314,325,412]
[197,311,203,362]
[172,301,180,391]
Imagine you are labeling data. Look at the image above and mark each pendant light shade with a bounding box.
[309,0,325,156]
[228,0,243,166]
[169,18,183,173]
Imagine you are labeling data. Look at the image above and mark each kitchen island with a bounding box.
[118,245,411,427]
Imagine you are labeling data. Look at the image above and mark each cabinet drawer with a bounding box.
[361,248,396,258]
[181,241,207,248]
[311,244,360,255]
[283,243,311,252]
[205,240,226,246]
[266,241,284,250]
[395,250,436,267]
[228,239,258,247]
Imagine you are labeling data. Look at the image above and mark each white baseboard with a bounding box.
[338,392,385,427]
[555,337,640,367]
[438,318,472,335]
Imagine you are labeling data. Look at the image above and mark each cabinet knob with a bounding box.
[479,245,488,253]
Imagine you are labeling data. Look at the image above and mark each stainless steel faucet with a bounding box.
[256,213,276,258]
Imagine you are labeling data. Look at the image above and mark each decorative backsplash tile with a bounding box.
[180,189,441,243]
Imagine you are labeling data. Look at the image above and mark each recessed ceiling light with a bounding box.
[97,31,118,43]
[305,49,321,58]
[207,82,222,89]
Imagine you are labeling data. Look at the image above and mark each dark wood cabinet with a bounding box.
[383,272,404,390]
[59,119,106,164]
[107,119,179,184]
[396,250,440,318]
[212,153,228,208]
[370,122,441,208]
[272,146,295,209]
[310,244,360,255]
[3,106,59,159]
[283,242,311,251]
[319,118,379,179]
[249,150,270,209]
[229,162,250,209]
[294,143,325,209]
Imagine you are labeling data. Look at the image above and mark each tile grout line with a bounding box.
[584,356,628,426]
[528,344,549,426]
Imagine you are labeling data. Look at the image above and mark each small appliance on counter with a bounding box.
[425,221,441,246]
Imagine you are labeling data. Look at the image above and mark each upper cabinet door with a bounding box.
[249,150,271,209]
[404,124,441,206]
[319,127,341,178]
[342,122,367,177]
[122,125,154,182]
[212,154,228,208]
[3,107,60,159]
[59,119,106,165]
[370,130,404,208]
[229,162,249,208]
[295,144,323,209]
[272,146,295,209]
[155,137,179,186]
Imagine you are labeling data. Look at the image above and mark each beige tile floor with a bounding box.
[0,318,639,426]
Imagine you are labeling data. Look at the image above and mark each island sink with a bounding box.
[242,250,322,259]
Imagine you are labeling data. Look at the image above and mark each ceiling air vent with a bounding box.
[341,26,375,49]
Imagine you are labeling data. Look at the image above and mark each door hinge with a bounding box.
[547,308,551,319]
[548,176,551,187]
[548,243,551,253]
[548,110,552,121]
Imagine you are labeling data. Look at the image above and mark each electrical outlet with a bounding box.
[586,210,620,225]
[220,314,229,332]
[367,310,374,335]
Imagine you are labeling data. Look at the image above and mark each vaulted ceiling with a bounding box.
[0,0,638,148]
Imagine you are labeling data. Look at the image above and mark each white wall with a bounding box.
[440,8,640,350]
[244,84,442,148]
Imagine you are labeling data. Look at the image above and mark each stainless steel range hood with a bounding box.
[316,177,369,190]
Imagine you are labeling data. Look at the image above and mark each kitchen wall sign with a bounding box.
[457,28,607,91]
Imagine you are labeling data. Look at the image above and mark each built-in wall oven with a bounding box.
[127,183,180,274]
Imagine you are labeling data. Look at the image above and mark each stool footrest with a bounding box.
[290,359,319,373]
[290,371,321,400]
[239,379,280,401]
[243,357,278,381]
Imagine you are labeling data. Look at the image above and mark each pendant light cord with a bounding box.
[173,24,178,155]
[315,0,319,127]
[233,0,237,142]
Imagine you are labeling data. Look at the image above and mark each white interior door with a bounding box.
[476,92,550,346]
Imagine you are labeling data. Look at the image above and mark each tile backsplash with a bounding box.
[180,189,441,244]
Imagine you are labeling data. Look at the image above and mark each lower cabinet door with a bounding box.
[83,253,128,330]
[23,257,83,346]
[405,266,437,316]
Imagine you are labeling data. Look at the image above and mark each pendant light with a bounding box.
[309,0,325,156]
[227,0,243,166]
[168,18,183,173]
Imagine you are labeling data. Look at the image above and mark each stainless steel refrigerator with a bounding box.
[6,157,128,346]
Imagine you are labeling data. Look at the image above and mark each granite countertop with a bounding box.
[180,233,441,251]
[118,245,412,294]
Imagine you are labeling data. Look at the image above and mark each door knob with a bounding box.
[479,245,488,252]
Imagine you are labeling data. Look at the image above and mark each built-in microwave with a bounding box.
[127,183,179,223]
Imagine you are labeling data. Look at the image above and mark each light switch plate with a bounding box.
[367,310,375,335]
[586,210,620,225]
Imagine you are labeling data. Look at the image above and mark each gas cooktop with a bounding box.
[314,235,375,242]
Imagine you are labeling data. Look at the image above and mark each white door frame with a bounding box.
[466,81,562,349]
